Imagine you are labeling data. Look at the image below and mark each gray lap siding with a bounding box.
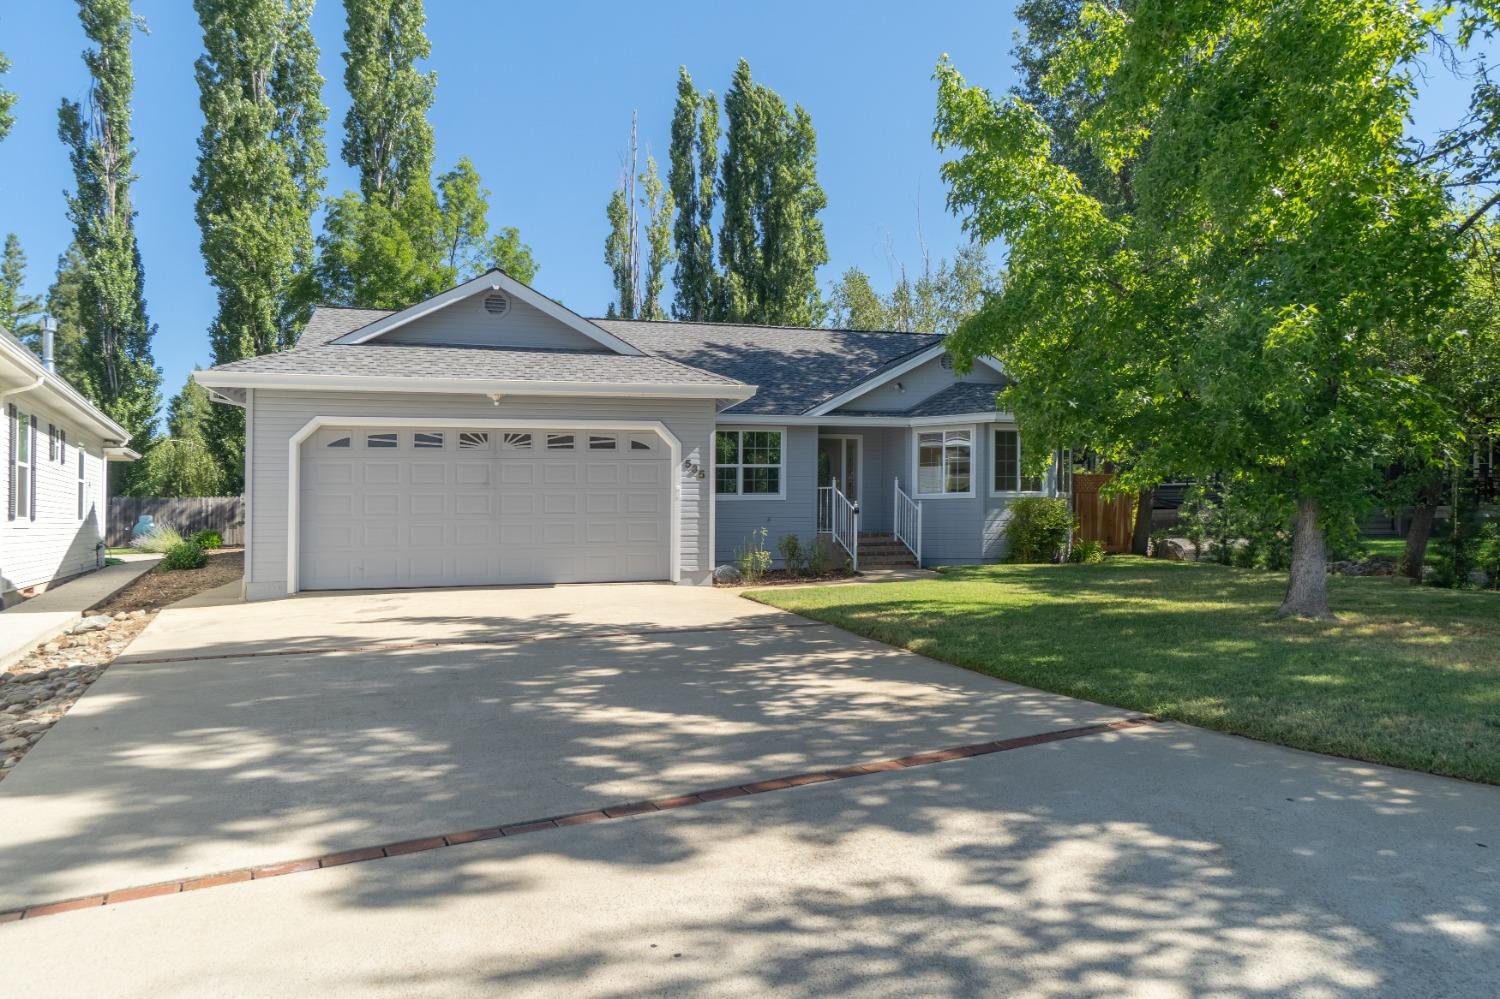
[245,390,717,600]
[713,426,818,565]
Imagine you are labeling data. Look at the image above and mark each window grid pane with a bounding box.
[715,466,739,495]
[994,430,1019,492]
[743,467,780,494]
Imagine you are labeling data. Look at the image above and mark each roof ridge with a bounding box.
[592,316,944,337]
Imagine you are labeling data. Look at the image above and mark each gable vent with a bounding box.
[483,292,511,317]
[939,353,954,370]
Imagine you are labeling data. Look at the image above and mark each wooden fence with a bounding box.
[1072,473,1136,553]
[107,496,245,548]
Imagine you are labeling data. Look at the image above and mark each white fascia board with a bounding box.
[105,447,142,462]
[0,333,131,443]
[329,270,644,356]
[804,344,1010,417]
[194,369,756,402]
[720,412,1012,428]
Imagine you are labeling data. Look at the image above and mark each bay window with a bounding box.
[916,427,972,497]
[715,429,783,497]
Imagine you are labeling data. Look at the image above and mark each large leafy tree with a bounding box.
[668,68,718,320]
[192,0,326,490]
[316,0,533,307]
[58,0,161,492]
[717,60,828,325]
[825,244,994,334]
[935,0,1458,618]
[132,374,223,497]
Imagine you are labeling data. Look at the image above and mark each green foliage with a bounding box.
[806,539,831,576]
[130,436,225,498]
[669,68,719,321]
[605,151,674,320]
[315,0,534,309]
[0,47,14,142]
[131,523,184,554]
[1,235,42,339]
[57,0,162,490]
[191,529,223,549]
[1004,496,1074,563]
[603,186,635,320]
[776,533,808,575]
[640,156,674,320]
[1068,538,1106,563]
[192,0,327,489]
[825,244,995,334]
[735,526,772,583]
[934,1,1461,614]
[41,244,89,385]
[1148,529,1171,558]
[717,60,828,325]
[1476,521,1500,590]
[160,541,208,572]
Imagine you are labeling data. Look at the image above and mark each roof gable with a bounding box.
[331,270,642,355]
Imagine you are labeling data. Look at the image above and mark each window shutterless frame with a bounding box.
[989,427,1045,496]
[714,427,786,500]
[911,424,976,499]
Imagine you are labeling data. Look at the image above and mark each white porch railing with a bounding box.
[820,479,859,571]
[894,477,922,566]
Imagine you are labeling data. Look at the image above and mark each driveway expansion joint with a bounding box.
[0,716,1156,924]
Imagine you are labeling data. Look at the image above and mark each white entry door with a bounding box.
[299,426,670,590]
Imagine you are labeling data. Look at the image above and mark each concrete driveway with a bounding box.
[1,582,1497,997]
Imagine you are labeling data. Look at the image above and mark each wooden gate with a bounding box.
[107,496,245,547]
[1072,473,1136,553]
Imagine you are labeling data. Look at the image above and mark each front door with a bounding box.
[817,436,860,502]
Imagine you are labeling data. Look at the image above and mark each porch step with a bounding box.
[857,534,918,568]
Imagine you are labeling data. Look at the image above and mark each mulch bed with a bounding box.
[714,569,856,588]
[0,549,244,783]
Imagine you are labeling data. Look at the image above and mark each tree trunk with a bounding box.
[1131,488,1155,555]
[1278,497,1334,620]
[1402,503,1436,582]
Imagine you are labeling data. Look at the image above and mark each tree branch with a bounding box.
[1456,190,1500,237]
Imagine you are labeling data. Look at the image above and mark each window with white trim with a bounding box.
[992,429,1043,493]
[459,431,490,450]
[501,432,532,450]
[366,432,397,448]
[414,431,444,449]
[588,434,617,451]
[916,428,971,496]
[15,412,31,519]
[326,435,351,448]
[77,446,86,519]
[546,433,575,450]
[715,429,783,496]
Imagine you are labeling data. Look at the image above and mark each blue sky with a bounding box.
[0,1,1487,416]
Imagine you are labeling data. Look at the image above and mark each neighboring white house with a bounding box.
[0,325,136,606]
[196,269,1061,601]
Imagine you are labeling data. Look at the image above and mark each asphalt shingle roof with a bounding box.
[592,318,941,415]
[901,380,1008,418]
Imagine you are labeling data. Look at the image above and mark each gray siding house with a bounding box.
[197,270,1058,600]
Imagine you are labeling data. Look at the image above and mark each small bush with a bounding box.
[777,534,808,576]
[806,540,831,576]
[1068,539,1106,564]
[735,527,772,583]
[160,541,207,571]
[130,524,184,554]
[1004,497,1074,563]
[190,529,223,549]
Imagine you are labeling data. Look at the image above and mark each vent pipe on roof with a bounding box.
[41,316,57,373]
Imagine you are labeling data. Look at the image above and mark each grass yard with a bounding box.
[748,558,1500,785]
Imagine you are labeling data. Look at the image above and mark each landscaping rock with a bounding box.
[713,564,743,585]
[70,615,115,635]
[0,737,28,753]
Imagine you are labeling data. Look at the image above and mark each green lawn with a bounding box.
[747,558,1500,785]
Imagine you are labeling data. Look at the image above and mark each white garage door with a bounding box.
[299,426,671,590]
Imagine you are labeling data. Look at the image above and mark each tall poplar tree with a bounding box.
[0,235,42,338]
[640,155,674,320]
[668,68,718,320]
[315,0,534,307]
[0,47,15,143]
[192,0,326,489]
[58,0,160,491]
[717,60,827,326]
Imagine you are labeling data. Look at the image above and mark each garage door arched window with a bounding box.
[715,429,784,498]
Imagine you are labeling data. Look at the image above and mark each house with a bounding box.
[0,323,136,606]
[195,270,1060,600]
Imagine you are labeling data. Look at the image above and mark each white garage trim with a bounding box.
[286,415,685,596]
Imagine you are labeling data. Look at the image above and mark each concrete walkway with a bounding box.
[0,559,158,670]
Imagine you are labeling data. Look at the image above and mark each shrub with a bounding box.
[735,527,772,583]
[1004,497,1074,563]
[160,541,207,571]
[1068,538,1106,564]
[1476,522,1500,590]
[777,534,808,576]
[1149,529,1172,558]
[190,529,223,549]
[806,540,831,576]
[130,524,184,554]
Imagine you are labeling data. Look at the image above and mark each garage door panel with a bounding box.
[302,427,670,591]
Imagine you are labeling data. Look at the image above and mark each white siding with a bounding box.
[380,293,607,351]
[245,390,716,599]
[835,354,1005,413]
[0,395,109,595]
